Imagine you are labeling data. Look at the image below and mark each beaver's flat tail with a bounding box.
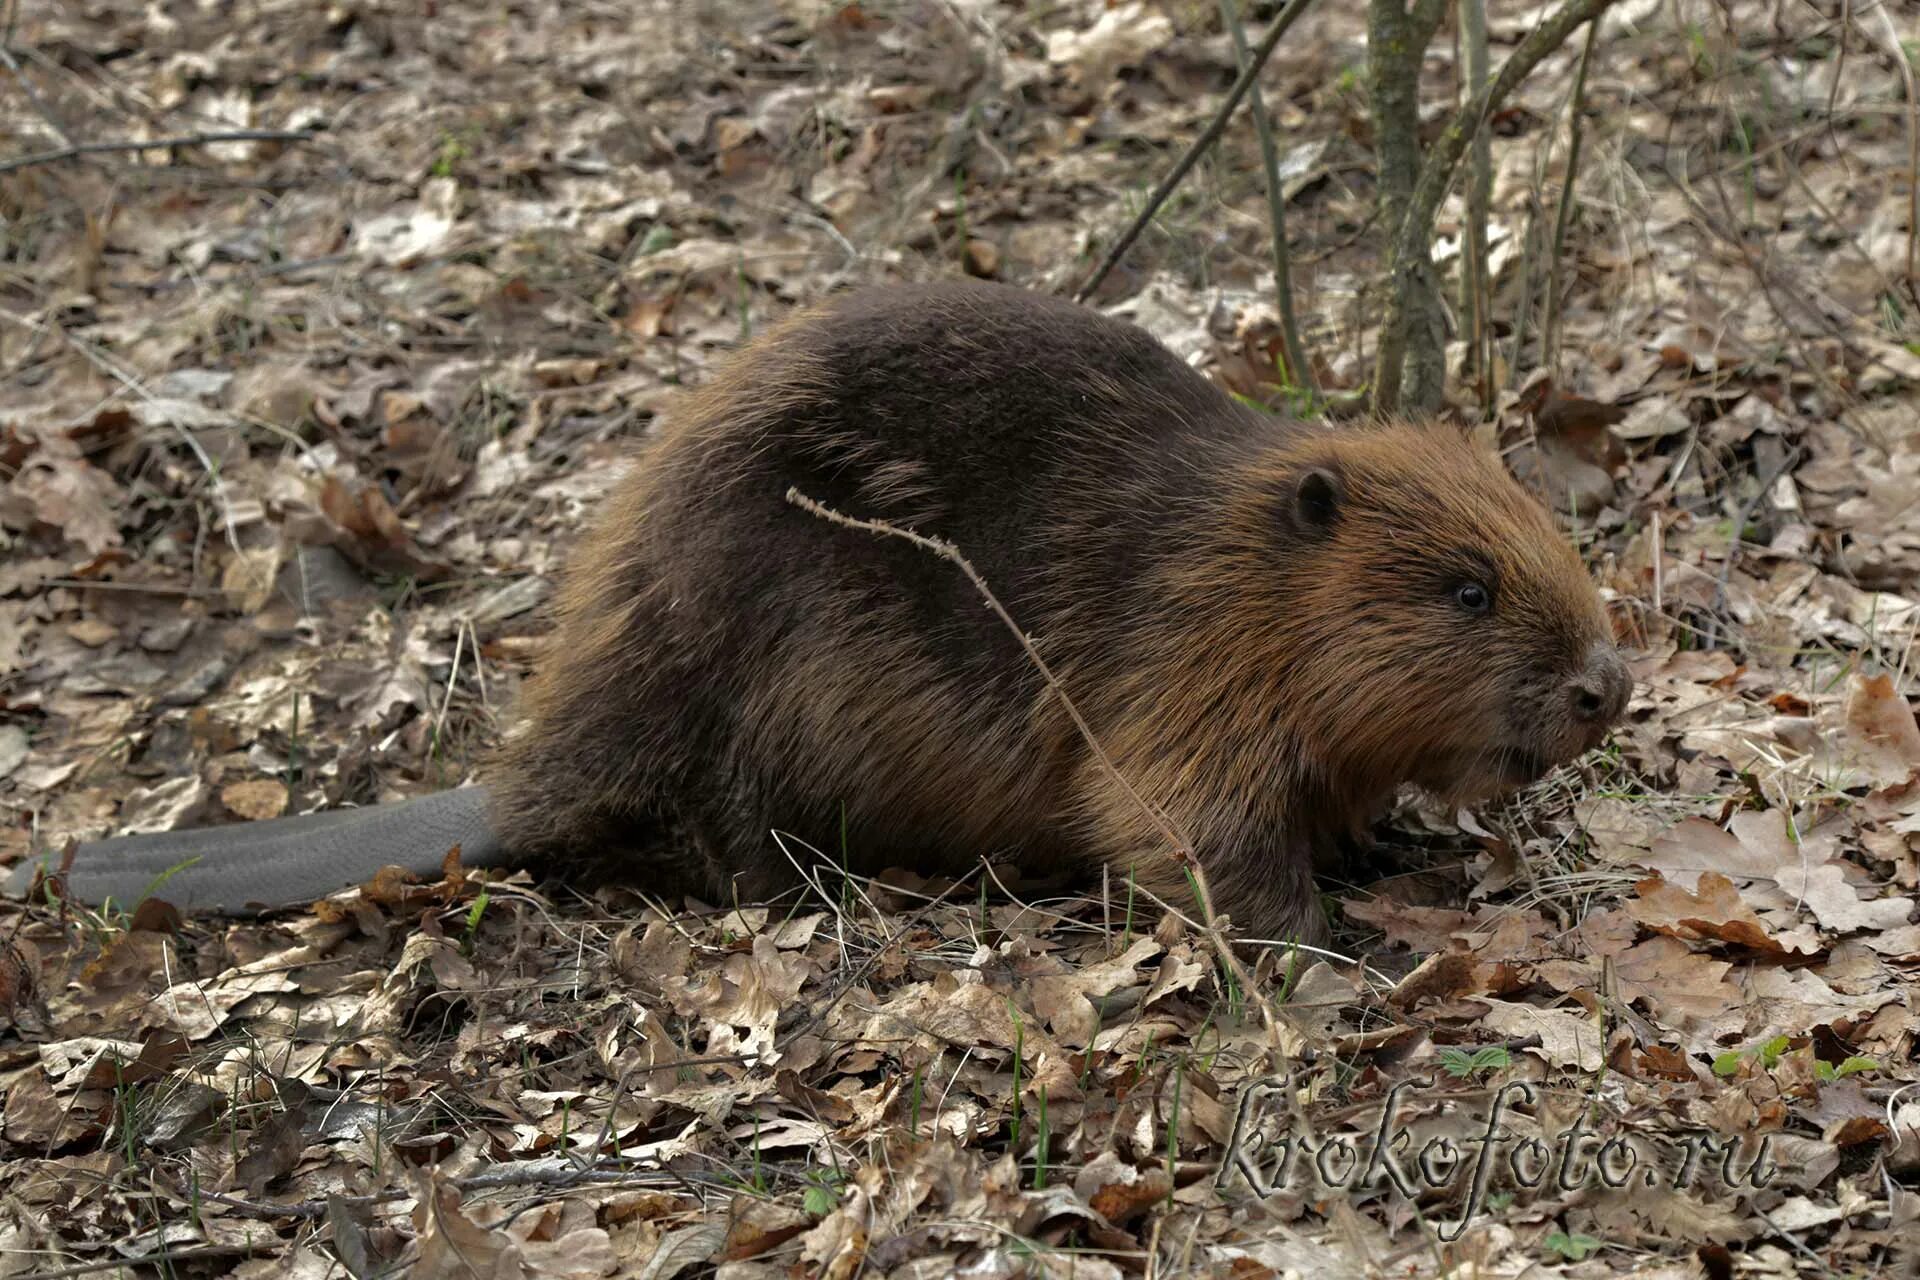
[5,786,505,915]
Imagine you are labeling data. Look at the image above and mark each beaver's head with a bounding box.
[1266,422,1629,810]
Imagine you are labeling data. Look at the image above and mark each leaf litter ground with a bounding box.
[0,0,1918,1276]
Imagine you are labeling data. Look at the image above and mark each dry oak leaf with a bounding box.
[871,974,1081,1102]
[66,617,117,647]
[234,1110,305,1195]
[1628,871,1814,955]
[1845,672,1920,788]
[221,545,282,614]
[409,1170,616,1279]
[353,179,460,267]
[799,1182,872,1280]
[1476,999,1603,1072]
[1045,1,1174,86]
[1281,960,1363,1038]
[1743,965,1904,1044]
[1513,377,1626,514]
[1075,1150,1173,1228]
[4,441,124,555]
[3,1067,107,1147]
[314,472,452,581]
[720,1198,811,1262]
[715,907,820,948]
[1386,948,1481,1010]
[611,919,693,990]
[1339,896,1479,951]
[1141,947,1207,1008]
[39,1036,149,1089]
[411,1173,519,1280]
[1772,861,1914,935]
[1641,810,1827,889]
[222,778,289,821]
[1608,936,1738,1025]
[1028,937,1160,1049]
[667,931,811,1064]
[632,1223,727,1280]
[76,929,172,1019]
[1639,805,1917,938]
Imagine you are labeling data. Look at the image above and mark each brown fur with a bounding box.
[486,280,1627,944]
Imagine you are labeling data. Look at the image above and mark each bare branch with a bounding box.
[1543,16,1601,376]
[786,486,1192,862]
[1373,0,1617,411]
[0,128,313,176]
[785,486,1289,1050]
[1862,0,1920,301]
[1219,0,1316,399]
[1073,0,1319,304]
[0,43,75,147]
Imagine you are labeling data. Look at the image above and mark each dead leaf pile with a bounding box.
[1,0,1919,1275]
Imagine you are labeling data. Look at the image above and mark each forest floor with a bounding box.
[1,0,1918,1276]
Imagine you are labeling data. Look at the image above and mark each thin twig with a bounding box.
[30,578,219,597]
[1504,198,1548,397]
[107,253,353,295]
[1072,0,1318,304]
[430,620,469,759]
[0,128,312,176]
[1706,445,1804,649]
[14,1241,281,1280]
[785,487,1286,1053]
[1218,0,1316,399]
[786,488,1189,858]
[143,1163,727,1229]
[1863,0,1920,303]
[1670,158,1853,407]
[0,43,75,146]
[0,308,245,559]
[1543,15,1602,376]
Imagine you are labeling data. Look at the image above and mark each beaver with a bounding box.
[8,280,1629,945]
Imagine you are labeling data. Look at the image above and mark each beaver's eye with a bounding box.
[1454,581,1492,615]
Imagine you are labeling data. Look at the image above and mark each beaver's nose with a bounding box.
[1568,644,1630,727]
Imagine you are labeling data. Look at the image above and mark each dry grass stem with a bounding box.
[784,486,1288,1051]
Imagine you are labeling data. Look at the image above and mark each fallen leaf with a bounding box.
[1845,672,1920,787]
[1477,999,1604,1071]
[1773,862,1915,934]
[1046,1,1173,87]
[222,778,289,821]
[1628,872,1811,954]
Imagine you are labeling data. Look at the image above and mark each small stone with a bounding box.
[139,616,197,653]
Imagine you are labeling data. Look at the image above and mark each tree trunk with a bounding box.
[1368,0,1448,413]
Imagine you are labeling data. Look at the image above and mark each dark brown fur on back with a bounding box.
[487,281,1625,943]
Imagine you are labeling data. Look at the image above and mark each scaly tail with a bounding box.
[5,786,505,915]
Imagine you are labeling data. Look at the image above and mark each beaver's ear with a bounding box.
[1291,465,1344,533]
